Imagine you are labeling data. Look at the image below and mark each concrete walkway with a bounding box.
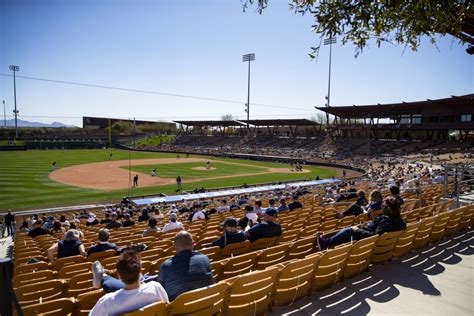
[271,230,473,316]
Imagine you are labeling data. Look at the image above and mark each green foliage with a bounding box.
[132,135,175,148]
[244,0,472,58]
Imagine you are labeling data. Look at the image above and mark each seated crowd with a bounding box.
[13,178,449,315]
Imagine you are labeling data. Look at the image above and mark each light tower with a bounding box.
[9,65,20,138]
[242,53,255,132]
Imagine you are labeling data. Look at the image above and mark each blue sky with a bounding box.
[0,0,472,126]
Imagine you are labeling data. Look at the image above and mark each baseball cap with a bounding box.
[265,208,278,218]
[222,217,238,227]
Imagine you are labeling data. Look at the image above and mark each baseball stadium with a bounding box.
[0,1,473,316]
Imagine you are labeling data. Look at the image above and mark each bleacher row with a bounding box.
[11,185,473,315]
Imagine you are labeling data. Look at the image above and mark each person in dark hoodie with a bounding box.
[316,196,406,250]
[209,217,247,248]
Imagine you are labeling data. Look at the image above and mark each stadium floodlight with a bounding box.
[3,100,6,128]
[323,37,336,126]
[9,65,19,138]
[242,53,255,131]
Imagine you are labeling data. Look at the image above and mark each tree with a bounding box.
[221,114,235,121]
[243,1,473,58]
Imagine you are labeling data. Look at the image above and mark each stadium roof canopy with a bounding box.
[315,94,474,119]
[173,120,245,127]
[238,119,320,126]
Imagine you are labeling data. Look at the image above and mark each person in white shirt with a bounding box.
[162,213,183,233]
[190,203,206,222]
[90,250,168,316]
[217,200,230,213]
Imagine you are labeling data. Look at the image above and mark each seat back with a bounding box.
[168,282,228,316]
[250,237,277,251]
[52,255,85,271]
[277,229,301,244]
[337,216,355,229]
[344,235,379,279]
[16,279,66,307]
[58,262,92,279]
[392,222,420,259]
[67,272,94,297]
[312,243,352,291]
[318,219,339,233]
[74,289,105,316]
[87,249,116,262]
[412,216,436,250]
[221,252,258,280]
[22,298,75,316]
[458,205,474,230]
[444,208,464,236]
[122,301,167,316]
[286,237,316,261]
[370,231,402,263]
[199,246,221,262]
[224,267,279,315]
[139,248,164,262]
[13,270,56,289]
[428,213,451,243]
[255,243,290,270]
[14,261,50,276]
[220,240,250,258]
[274,253,320,306]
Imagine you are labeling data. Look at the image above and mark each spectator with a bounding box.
[162,214,183,233]
[59,215,70,228]
[365,190,383,217]
[87,228,118,257]
[47,229,86,262]
[217,200,230,213]
[155,231,213,300]
[316,197,406,250]
[93,231,213,302]
[389,185,404,205]
[143,218,160,237]
[28,220,50,238]
[51,221,65,234]
[90,250,168,315]
[42,216,55,230]
[100,213,112,225]
[243,205,258,226]
[122,214,135,227]
[209,217,246,248]
[288,195,303,211]
[246,209,282,242]
[341,190,368,217]
[86,213,99,226]
[19,221,29,233]
[277,198,289,212]
[189,203,206,222]
[137,209,150,222]
[253,200,263,213]
[265,199,277,212]
[106,214,122,229]
[3,211,15,237]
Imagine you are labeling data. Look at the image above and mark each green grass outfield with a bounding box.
[0,149,337,212]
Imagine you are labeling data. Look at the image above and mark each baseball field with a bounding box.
[0,149,339,211]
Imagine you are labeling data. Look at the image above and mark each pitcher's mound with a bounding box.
[192,167,217,171]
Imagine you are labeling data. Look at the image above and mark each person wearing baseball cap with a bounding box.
[209,217,247,248]
[245,208,282,242]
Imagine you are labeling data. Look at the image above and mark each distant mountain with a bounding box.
[1,119,77,128]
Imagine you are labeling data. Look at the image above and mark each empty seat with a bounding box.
[412,217,436,250]
[14,261,50,276]
[22,298,75,316]
[221,252,258,280]
[370,231,402,263]
[392,222,420,259]
[52,255,85,271]
[220,240,250,258]
[224,267,279,315]
[428,213,451,243]
[255,244,290,270]
[343,235,378,279]
[444,208,464,236]
[312,243,352,291]
[13,270,57,289]
[274,254,320,306]
[67,272,94,297]
[250,237,277,251]
[199,246,221,262]
[75,289,105,316]
[168,282,228,316]
[286,237,316,261]
[87,249,116,262]
[16,279,66,307]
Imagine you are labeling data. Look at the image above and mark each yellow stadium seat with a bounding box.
[14,261,50,276]
[428,213,451,243]
[74,289,105,316]
[220,240,250,258]
[199,246,221,262]
[255,243,290,270]
[277,229,301,244]
[22,298,76,316]
[168,282,228,316]
[343,235,378,279]
[16,279,67,307]
[13,269,57,289]
[370,231,402,263]
[67,271,94,297]
[221,252,258,280]
[312,243,352,291]
[286,236,316,261]
[87,249,116,262]
[444,208,464,236]
[224,267,279,315]
[273,253,320,306]
[52,255,85,271]
[392,222,420,259]
[122,301,167,316]
[250,237,277,251]
[412,216,437,250]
